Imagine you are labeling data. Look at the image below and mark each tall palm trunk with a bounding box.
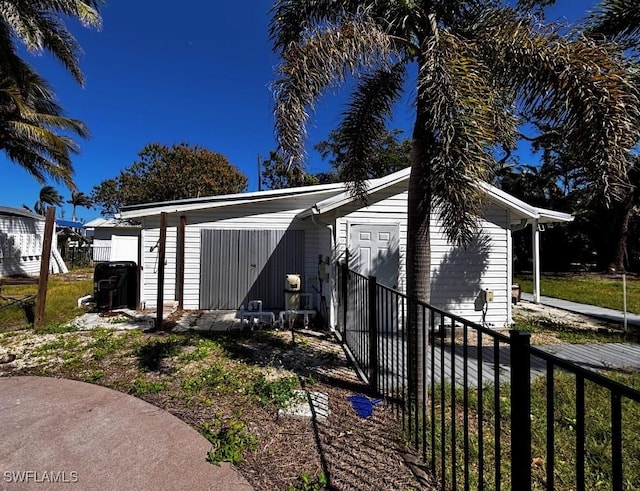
[407,93,435,405]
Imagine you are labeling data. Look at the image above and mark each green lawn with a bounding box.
[424,371,640,490]
[0,269,93,329]
[514,274,640,314]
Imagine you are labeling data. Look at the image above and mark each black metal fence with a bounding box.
[57,246,111,268]
[90,246,111,263]
[337,263,640,490]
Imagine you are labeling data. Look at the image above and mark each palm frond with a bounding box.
[587,0,640,44]
[0,0,102,84]
[476,8,640,202]
[421,30,519,245]
[334,63,406,199]
[269,0,388,54]
[272,17,393,170]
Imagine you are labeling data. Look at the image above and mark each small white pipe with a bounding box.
[77,294,92,308]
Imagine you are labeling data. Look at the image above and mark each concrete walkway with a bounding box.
[521,292,640,327]
[0,376,252,490]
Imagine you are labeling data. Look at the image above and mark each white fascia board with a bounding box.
[299,167,412,218]
[535,207,574,224]
[479,183,574,224]
[477,181,538,221]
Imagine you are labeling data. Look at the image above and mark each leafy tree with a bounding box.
[0,0,103,86]
[260,150,321,189]
[315,128,411,180]
[270,0,640,400]
[91,143,248,215]
[67,191,92,221]
[34,185,63,215]
[0,60,89,188]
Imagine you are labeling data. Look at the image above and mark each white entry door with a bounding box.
[348,224,399,288]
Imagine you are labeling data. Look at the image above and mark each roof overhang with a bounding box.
[117,166,573,227]
[300,168,573,226]
[118,182,346,219]
[297,167,411,219]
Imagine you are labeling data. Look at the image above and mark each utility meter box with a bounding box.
[285,274,301,291]
[481,289,494,303]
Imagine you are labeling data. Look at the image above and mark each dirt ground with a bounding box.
[0,317,436,490]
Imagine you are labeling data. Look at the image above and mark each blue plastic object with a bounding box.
[348,394,382,418]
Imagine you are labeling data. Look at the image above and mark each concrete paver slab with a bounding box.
[520,293,640,327]
[0,376,252,490]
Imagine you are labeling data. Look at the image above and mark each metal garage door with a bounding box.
[200,229,304,310]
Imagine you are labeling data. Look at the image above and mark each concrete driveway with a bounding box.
[0,376,252,490]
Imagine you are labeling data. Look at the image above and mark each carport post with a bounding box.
[177,215,186,310]
[155,212,167,330]
[532,219,541,304]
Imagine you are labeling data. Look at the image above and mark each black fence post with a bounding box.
[368,275,378,395]
[341,262,348,336]
[510,329,532,491]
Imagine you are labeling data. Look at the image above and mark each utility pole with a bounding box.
[257,153,262,192]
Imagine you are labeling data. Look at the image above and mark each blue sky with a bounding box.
[1,0,598,222]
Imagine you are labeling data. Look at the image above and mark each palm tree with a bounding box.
[0,60,89,188]
[588,0,640,47]
[586,1,640,271]
[34,185,63,215]
[67,191,92,221]
[0,0,102,86]
[270,1,640,396]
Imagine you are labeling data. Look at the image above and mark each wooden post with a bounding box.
[155,212,167,330]
[177,215,186,310]
[34,207,55,329]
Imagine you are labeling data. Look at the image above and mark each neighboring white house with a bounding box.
[83,217,141,264]
[0,206,66,277]
[118,168,572,329]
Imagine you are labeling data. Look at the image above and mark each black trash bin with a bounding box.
[93,261,138,311]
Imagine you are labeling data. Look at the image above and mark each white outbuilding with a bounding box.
[118,168,572,328]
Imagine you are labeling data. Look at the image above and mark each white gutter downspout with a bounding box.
[532,219,541,304]
[311,209,336,331]
[327,223,336,331]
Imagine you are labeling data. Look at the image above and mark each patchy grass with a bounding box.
[203,414,259,465]
[515,274,640,314]
[0,321,424,490]
[0,269,92,329]
[0,273,433,490]
[513,311,640,344]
